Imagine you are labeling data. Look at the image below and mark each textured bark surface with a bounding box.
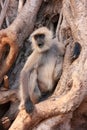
[0,0,43,129]
[9,0,87,130]
[0,0,43,84]
[0,0,87,130]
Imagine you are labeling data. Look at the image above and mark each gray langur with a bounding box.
[19,27,65,113]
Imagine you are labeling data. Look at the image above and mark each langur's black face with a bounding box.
[34,34,45,48]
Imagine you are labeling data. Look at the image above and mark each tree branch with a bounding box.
[18,0,25,14]
[0,0,43,83]
[0,0,10,29]
[0,89,18,104]
[9,0,87,129]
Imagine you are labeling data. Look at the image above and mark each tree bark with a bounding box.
[0,0,10,29]
[9,0,87,129]
[0,0,43,83]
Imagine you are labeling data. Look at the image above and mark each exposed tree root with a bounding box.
[9,0,87,129]
[0,0,10,29]
[0,89,18,104]
[33,113,72,130]
[0,36,19,83]
[0,0,43,84]
[0,0,10,27]
[18,0,26,14]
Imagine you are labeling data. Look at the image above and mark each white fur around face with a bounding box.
[30,27,53,52]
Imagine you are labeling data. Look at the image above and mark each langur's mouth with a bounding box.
[38,42,44,48]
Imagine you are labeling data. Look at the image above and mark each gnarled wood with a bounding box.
[0,0,43,84]
[18,0,25,14]
[0,36,19,83]
[0,0,10,29]
[9,0,87,130]
[0,89,18,104]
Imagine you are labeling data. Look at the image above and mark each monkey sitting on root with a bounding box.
[19,27,80,113]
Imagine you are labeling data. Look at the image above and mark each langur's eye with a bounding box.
[39,34,45,39]
[34,34,45,40]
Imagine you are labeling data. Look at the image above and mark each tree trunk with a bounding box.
[9,0,87,130]
[0,0,43,83]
